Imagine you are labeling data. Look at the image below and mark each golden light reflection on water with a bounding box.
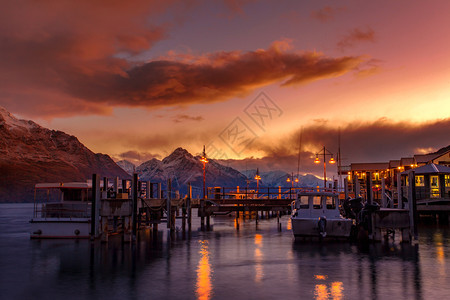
[314,275,344,300]
[287,218,292,230]
[331,282,344,300]
[254,234,263,283]
[434,232,446,276]
[196,240,212,300]
[315,284,329,300]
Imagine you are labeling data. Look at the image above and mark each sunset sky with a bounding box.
[1,0,449,178]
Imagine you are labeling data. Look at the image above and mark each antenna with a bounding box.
[296,127,303,186]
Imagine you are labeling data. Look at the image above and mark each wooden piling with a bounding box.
[167,178,172,230]
[90,174,100,240]
[397,173,403,209]
[408,171,418,240]
[132,173,138,241]
[381,178,387,208]
[187,183,192,231]
[344,177,349,200]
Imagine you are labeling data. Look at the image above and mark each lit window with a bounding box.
[415,175,425,187]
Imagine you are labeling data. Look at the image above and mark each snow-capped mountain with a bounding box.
[0,106,130,202]
[116,160,136,175]
[136,147,248,197]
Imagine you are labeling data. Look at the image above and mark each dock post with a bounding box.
[188,183,192,231]
[366,172,372,204]
[146,181,150,199]
[355,178,361,197]
[381,178,387,208]
[344,177,349,200]
[157,183,162,199]
[149,182,154,198]
[132,173,138,242]
[90,174,100,240]
[200,199,205,230]
[167,179,172,230]
[408,171,418,241]
[122,179,127,194]
[113,176,119,193]
[397,173,403,209]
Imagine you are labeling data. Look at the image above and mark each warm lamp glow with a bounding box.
[295,178,299,183]
[329,157,336,164]
[286,177,291,182]
[314,157,320,164]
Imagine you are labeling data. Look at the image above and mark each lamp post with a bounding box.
[200,145,208,199]
[286,172,298,187]
[254,168,261,194]
[314,146,335,189]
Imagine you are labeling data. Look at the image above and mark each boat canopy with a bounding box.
[35,182,91,189]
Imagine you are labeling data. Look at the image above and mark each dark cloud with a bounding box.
[225,118,450,176]
[116,150,161,163]
[337,27,376,49]
[0,0,365,118]
[311,6,345,22]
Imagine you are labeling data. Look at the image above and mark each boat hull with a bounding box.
[30,218,90,239]
[291,217,352,239]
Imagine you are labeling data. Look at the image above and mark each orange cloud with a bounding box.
[0,1,364,119]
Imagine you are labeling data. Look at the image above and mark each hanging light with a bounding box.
[314,154,320,164]
[286,177,291,183]
[329,156,336,164]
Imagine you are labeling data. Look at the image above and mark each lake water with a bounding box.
[1,203,449,300]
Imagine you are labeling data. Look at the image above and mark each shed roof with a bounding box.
[351,162,389,171]
[401,163,450,175]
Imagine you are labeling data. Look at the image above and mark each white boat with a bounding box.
[30,182,92,238]
[290,191,353,239]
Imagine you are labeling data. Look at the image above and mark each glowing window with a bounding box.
[415,175,425,187]
[313,196,322,209]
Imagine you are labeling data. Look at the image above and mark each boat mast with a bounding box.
[296,127,303,187]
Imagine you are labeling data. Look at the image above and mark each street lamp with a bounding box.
[286,172,299,187]
[200,145,208,199]
[254,168,261,194]
[314,146,335,189]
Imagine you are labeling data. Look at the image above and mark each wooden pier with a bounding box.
[91,174,294,242]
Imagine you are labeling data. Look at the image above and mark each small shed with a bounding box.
[401,164,450,201]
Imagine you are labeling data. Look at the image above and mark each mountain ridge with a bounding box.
[0,106,130,202]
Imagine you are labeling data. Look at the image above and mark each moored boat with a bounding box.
[290,191,353,239]
[30,182,92,238]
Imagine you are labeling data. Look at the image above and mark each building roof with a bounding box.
[351,162,389,171]
[400,157,414,166]
[389,160,400,168]
[401,163,450,175]
[414,153,439,164]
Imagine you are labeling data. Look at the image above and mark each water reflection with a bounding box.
[293,241,422,300]
[254,234,264,282]
[313,274,343,300]
[196,240,212,300]
[433,232,446,276]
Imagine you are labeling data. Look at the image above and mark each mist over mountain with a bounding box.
[241,169,323,188]
[0,106,129,202]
